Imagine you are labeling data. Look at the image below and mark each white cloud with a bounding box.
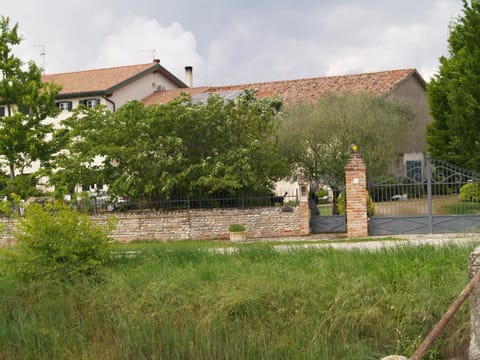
[90,16,205,85]
[205,23,331,85]
[1,0,466,84]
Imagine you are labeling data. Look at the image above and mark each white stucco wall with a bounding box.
[110,72,182,108]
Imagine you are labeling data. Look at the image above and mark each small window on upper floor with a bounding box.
[56,101,73,112]
[406,160,423,182]
[0,106,5,118]
[21,106,30,115]
[79,98,100,109]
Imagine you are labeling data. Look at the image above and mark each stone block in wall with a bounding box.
[0,218,17,246]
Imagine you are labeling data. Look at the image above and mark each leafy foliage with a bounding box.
[459,182,480,202]
[0,16,64,193]
[53,89,288,200]
[13,203,114,281]
[336,191,375,217]
[427,1,480,171]
[276,92,414,183]
[228,223,246,232]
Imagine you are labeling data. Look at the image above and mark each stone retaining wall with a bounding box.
[91,205,306,242]
[0,204,308,245]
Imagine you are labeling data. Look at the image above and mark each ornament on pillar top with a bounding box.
[351,144,358,153]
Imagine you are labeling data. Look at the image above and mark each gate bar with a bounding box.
[426,155,433,234]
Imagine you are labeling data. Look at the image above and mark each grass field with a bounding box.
[0,239,477,359]
[371,194,480,217]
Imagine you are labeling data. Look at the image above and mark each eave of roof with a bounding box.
[383,69,426,97]
[56,90,106,99]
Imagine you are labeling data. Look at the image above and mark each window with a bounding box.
[56,101,72,112]
[79,98,100,108]
[406,160,422,182]
[0,106,4,117]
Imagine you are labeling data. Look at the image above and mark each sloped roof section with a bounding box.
[42,61,188,97]
[143,69,424,107]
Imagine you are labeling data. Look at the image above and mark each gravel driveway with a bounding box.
[249,233,480,252]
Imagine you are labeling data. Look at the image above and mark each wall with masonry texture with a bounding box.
[92,206,306,242]
[0,204,309,245]
[344,146,369,238]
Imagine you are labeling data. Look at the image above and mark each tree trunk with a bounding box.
[9,162,15,181]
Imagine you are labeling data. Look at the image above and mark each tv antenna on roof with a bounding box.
[31,44,46,71]
[140,49,157,61]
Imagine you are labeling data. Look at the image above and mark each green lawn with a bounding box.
[0,239,477,359]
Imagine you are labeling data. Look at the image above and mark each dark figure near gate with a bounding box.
[270,192,288,205]
[309,185,320,215]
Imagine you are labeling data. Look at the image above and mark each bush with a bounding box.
[315,188,329,204]
[337,191,375,217]
[228,223,246,232]
[459,182,480,202]
[13,203,115,281]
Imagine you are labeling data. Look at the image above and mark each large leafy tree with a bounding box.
[427,0,480,171]
[0,16,62,193]
[276,92,414,184]
[53,89,288,199]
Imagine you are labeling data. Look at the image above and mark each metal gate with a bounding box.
[368,156,480,235]
[310,177,346,233]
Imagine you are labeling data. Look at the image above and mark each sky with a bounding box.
[2,0,465,87]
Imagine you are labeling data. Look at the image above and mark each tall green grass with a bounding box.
[0,241,476,359]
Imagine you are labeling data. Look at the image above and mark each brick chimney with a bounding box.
[185,66,193,87]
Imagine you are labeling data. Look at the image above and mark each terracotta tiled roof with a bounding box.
[42,61,187,97]
[143,69,424,107]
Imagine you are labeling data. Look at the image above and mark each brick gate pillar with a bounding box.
[344,145,368,238]
[297,176,310,235]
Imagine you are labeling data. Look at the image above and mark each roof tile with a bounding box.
[143,69,421,106]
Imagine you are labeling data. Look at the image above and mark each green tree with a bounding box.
[52,89,288,199]
[427,0,480,171]
[0,16,62,192]
[276,92,414,183]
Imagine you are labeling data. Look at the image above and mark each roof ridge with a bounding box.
[43,63,153,77]
[198,68,417,90]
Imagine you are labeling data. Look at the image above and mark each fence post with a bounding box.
[344,145,368,238]
[470,247,480,359]
[426,154,433,234]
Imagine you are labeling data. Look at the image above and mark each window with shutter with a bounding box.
[79,98,100,108]
[56,101,73,112]
[0,106,4,117]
